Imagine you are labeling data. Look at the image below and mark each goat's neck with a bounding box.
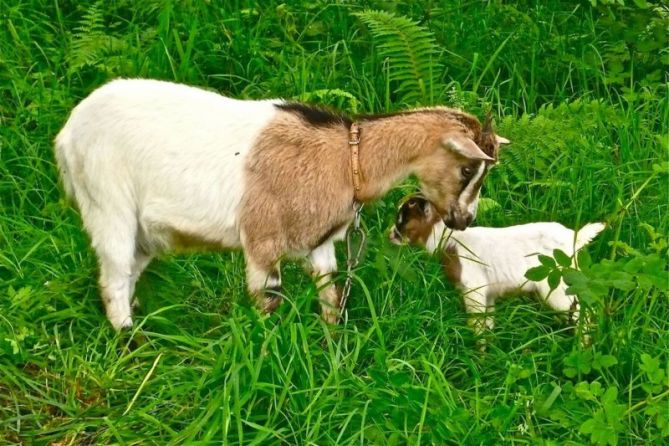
[356,114,439,201]
[425,220,458,255]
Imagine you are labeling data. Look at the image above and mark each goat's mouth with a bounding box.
[388,226,404,245]
[442,212,472,231]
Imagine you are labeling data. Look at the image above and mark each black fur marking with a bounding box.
[314,221,349,249]
[266,273,283,300]
[458,161,488,196]
[276,102,352,127]
[267,285,282,295]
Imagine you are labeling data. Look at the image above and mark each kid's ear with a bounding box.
[420,199,433,219]
[405,196,432,217]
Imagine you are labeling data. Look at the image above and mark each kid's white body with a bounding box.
[426,221,605,333]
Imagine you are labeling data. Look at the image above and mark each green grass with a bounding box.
[1,1,667,444]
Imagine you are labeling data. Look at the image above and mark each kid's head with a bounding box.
[389,195,441,246]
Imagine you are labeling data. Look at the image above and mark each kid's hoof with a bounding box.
[580,333,592,348]
[476,338,488,353]
[118,326,147,351]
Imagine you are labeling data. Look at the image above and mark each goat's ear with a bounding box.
[408,196,432,217]
[496,135,511,145]
[442,134,494,161]
[420,199,433,219]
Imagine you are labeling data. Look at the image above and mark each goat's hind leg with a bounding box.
[128,249,153,309]
[87,212,139,331]
[543,285,592,345]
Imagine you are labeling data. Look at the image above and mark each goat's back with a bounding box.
[450,222,602,292]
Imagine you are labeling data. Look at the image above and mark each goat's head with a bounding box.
[412,111,509,230]
[389,195,441,246]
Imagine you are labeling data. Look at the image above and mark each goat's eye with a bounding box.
[461,166,474,178]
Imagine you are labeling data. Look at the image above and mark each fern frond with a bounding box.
[67,2,127,75]
[354,10,442,106]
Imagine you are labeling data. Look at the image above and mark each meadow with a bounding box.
[0,1,667,444]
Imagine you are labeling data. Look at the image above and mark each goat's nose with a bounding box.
[389,226,402,244]
[465,214,474,226]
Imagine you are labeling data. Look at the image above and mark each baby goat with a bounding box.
[55,79,509,330]
[390,196,604,340]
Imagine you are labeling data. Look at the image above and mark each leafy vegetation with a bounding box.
[1,1,667,444]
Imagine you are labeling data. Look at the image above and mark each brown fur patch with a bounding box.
[394,197,462,284]
[396,201,441,246]
[169,229,223,251]
[442,245,462,284]
[241,111,354,261]
[241,106,503,268]
[359,107,497,159]
[241,105,503,322]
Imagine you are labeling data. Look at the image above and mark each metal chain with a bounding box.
[340,202,365,324]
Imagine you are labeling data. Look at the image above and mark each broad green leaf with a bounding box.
[640,353,666,385]
[554,249,572,267]
[564,350,593,377]
[575,381,596,400]
[547,269,562,290]
[539,254,557,268]
[602,386,618,405]
[577,249,592,269]
[526,265,550,281]
[592,353,618,371]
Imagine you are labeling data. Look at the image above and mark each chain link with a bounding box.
[340,202,365,324]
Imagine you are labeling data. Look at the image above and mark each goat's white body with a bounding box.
[56,79,279,253]
[55,79,285,328]
[426,221,604,332]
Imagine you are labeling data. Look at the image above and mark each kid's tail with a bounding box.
[575,223,606,251]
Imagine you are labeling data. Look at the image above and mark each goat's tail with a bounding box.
[54,125,76,200]
[575,222,606,251]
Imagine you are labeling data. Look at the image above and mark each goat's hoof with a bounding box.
[118,326,148,351]
[580,333,593,348]
[476,338,488,353]
[321,308,341,325]
[262,296,283,313]
[110,317,133,332]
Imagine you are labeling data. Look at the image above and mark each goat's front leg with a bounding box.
[462,288,493,350]
[308,241,341,324]
[245,255,283,313]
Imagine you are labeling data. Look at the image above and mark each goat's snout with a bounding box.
[388,225,403,245]
[442,208,472,231]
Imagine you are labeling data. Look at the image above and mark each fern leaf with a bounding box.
[354,10,442,106]
[67,2,127,75]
